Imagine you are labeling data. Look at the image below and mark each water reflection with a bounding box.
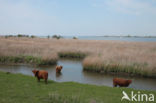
[0,60,156,91]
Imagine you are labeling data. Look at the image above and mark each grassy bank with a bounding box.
[0,55,57,65]
[0,37,156,77]
[0,71,155,103]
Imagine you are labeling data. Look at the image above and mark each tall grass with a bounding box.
[46,93,102,103]
[47,93,82,103]
[58,51,86,59]
[0,55,57,65]
[0,37,156,77]
[83,57,155,77]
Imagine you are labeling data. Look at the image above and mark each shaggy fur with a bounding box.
[113,78,132,87]
[56,65,63,73]
[32,69,48,84]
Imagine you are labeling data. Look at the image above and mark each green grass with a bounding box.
[58,51,86,59]
[0,55,57,66]
[0,71,155,103]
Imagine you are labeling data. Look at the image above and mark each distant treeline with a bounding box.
[47,35,77,39]
[3,34,36,38]
[1,34,78,39]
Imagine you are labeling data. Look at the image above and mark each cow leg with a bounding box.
[113,83,117,87]
[37,77,40,82]
[45,78,47,84]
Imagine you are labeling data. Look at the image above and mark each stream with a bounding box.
[0,59,155,91]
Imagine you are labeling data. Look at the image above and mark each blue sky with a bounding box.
[0,0,156,36]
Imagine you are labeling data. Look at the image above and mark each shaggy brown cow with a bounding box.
[56,65,63,73]
[113,78,132,87]
[32,70,48,84]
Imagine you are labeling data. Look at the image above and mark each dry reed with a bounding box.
[0,37,156,77]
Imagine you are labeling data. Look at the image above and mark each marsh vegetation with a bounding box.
[0,37,156,77]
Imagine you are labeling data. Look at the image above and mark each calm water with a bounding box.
[0,60,156,91]
[63,36,156,42]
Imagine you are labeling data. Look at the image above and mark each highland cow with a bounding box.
[113,78,132,87]
[32,69,48,84]
[56,65,63,73]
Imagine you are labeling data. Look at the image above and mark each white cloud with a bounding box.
[0,0,59,35]
[93,0,156,15]
[0,0,156,36]
[107,0,156,15]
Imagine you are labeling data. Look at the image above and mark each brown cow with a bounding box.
[32,69,48,84]
[56,65,63,73]
[113,78,132,87]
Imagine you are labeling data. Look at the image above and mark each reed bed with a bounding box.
[0,37,156,77]
[0,55,57,65]
[58,51,86,59]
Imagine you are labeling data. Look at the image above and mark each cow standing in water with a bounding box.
[56,65,63,73]
[113,78,132,87]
